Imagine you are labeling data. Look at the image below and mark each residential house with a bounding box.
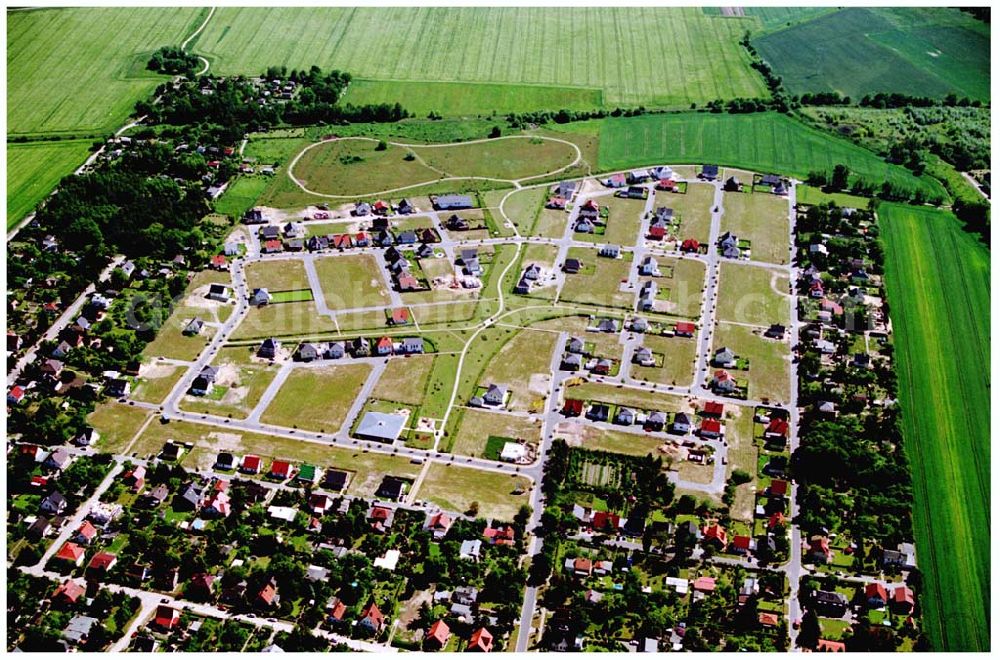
[712,346,737,368]
[433,194,474,210]
[865,583,888,609]
[599,244,621,258]
[468,627,494,652]
[258,338,279,359]
[614,407,636,425]
[358,602,385,634]
[587,403,610,422]
[460,539,482,561]
[710,370,736,394]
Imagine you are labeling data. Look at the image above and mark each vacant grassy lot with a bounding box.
[795,185,871,208]
[713,322,790,404]
[559,247,634,309]
[7,140,93,228]
[631,334,697,387]
[595,112,945,198]
[291,139,441,196]
[88,402,152,454]
[720,191,791,265]
[180,361,279,420]
[879,203,989,652]
[260,363,373,432]
[650,258,706,318]
[479,328,559,413]
[415,463,532,520]
[417,137,577,180]
[752,8,990,101]
[579,426,666,458]
[597,195,645,245]
[8,7,201,135]
[141,313,214,362]
[195,7,765,108]
[656,183,715,245]
[130,362,186,405]
[501,186,547,233]
[213,176,270,220]
[342,79,604,117]
[245,259,310,292]
[313,254,392,310]
[231,301,338,340]
[716,263,790,327]
[372,355,435,406]
[450,408,542,457]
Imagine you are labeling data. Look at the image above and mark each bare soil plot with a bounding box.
[414,463,532,520]
[720,191,791,265]
[313,254,392,310]
[260,363,373,432]
[450,408,542,458]
[716,262,791,327]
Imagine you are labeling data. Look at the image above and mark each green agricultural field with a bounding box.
[630,334,697,387]
[194,7,766,108]
[716,263,790,327]
[342,79,603,118]
[245,259,310,292]
[559,247,634,309]
[879,204,989,652]
[720,190,791,265]
[7,140,93,228]
[8,7,202,135]
[415,463,532,521]
[260,363,373,432]
[713,322,790,404]
[450,408,542,458]
[313,254,392,310]
[594,112,945,198]
[752,8,990,101]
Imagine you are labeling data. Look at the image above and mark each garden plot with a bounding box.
[630,333,698,386]
[639,257,706,318]
[478,328,560,413]
[655,182,715,245]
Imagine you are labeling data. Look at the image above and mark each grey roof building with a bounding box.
[355,412,407,442]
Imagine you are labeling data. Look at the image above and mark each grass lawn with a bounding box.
[879,203,989,652]
[630,334,697,387]
[716,263,791,327]
[290,138,442,196]
[230,301,338,340]
[414,463,531,521]
[795,185,871,209]
[372,355,435,406]
[313,254,392,310]
[656,183,715,245]
[130,362,185,405]
[594,112,944,199]
[213,176,270,219]
[532,207,569,239]
[342,79,603,117]
[479,328,558,413]
[8,7,201,135]
[7,140,93,228]
[713,322,790,404]
[720,191,791,265]
[260,363,373,432]
[449,408,542,457]
[752,7,989,101]
[559,247,634,309]
[88,402,152,454]
[195,7,765,108]
[417,137,578,180]
[245,259,310,292]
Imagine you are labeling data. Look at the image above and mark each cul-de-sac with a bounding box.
[6,5,989,655]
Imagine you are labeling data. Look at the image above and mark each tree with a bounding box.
[489,125,502,138]
[467,501,480,516]
[375,140,388,151]
[831,164,850,190]
[797,609,822,649]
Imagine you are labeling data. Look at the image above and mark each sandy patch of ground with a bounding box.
[554,420,586,446]
[140,361,179,378]
[209,431,245,453]
[416,417,437,432]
